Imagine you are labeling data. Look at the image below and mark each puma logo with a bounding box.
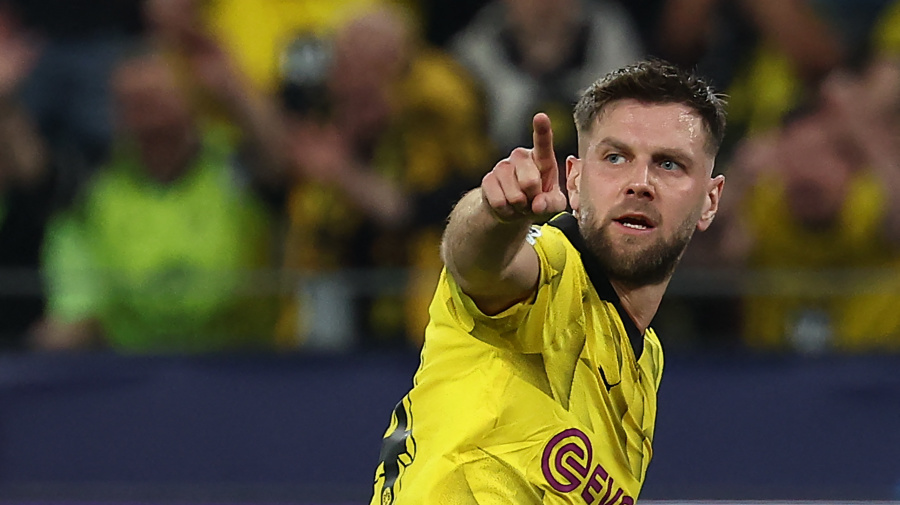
[598,366,621,391]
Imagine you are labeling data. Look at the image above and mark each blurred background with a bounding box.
[0,0,898,502]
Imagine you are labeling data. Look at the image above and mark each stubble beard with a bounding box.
[578,206,698,288]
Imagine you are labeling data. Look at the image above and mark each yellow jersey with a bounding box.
[370,214,664,504]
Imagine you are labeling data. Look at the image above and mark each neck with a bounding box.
[138,127,200,184]
[609,278,670,333]
[514,27,577,77]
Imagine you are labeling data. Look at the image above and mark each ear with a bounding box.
[697,174,725,232]
[566,155,582,211]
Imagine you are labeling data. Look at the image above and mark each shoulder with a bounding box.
[450,2,505,46]
[71,148,145,217]
[584,0,644,64]
[744,173,787,224]
[198,123,240,161]
[428,216,586,351]
[641,327,665,388]
[197,123,271,199]
[587,0,639,25]
[530,214,588,280]
[449,2,506,65]
[402,49,482,119]
[847,170,889,217]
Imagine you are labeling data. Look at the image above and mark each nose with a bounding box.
[624,163,655,200]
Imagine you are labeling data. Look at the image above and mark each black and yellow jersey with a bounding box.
[370,213,664,504]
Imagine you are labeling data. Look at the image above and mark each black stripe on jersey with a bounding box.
[547,213,644,359]
[378,396,416,498]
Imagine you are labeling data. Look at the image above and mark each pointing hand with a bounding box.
[481,113,569,222]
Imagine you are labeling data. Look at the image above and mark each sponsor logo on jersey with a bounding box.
[526,225,542,245]
[541,428,635,505]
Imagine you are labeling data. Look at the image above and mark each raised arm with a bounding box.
[183,31,290,186]
[822,65,900,245]
[0,7,44,189]
[739,0,843,80]
[441,113,568,315]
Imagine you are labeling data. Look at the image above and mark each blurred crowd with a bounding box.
[1,0,900,355]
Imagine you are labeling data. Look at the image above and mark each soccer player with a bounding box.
[370,60,726,504]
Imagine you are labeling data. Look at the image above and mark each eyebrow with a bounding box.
[594,137,632,155]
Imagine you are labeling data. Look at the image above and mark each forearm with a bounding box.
[30,317,100,351]
[441,189,538,306]
[221,78,290,186]
[855,128,900,243]
[741,0,843,79]
[0,98,46,187]
[657,0,720,65]
[334,165,412,228]
[441,113,562,313]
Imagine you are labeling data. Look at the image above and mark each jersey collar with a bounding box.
[547,213,645,360]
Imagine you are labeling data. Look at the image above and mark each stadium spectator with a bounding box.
[33,35,287,352]
[712,64,900,353]
[2,0,143,205]
[450,0,644,189]
[279,5,492,349]
[0,9,50,350]
[145,0,489,349]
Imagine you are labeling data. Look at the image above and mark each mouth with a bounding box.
[613,214,656,231]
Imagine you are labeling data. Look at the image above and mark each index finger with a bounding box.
[532,112,556,173]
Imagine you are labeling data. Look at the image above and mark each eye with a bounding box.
[660,159,682,171]
[605,153,626,165]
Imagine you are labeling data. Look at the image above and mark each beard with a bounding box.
[578,203,698,288]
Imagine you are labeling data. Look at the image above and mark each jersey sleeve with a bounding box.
[442,224,582,353]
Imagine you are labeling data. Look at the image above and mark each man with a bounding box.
[0,10,49,349]
[370,60,726,503]
[280,6,492,348]
[36,40,286,352]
